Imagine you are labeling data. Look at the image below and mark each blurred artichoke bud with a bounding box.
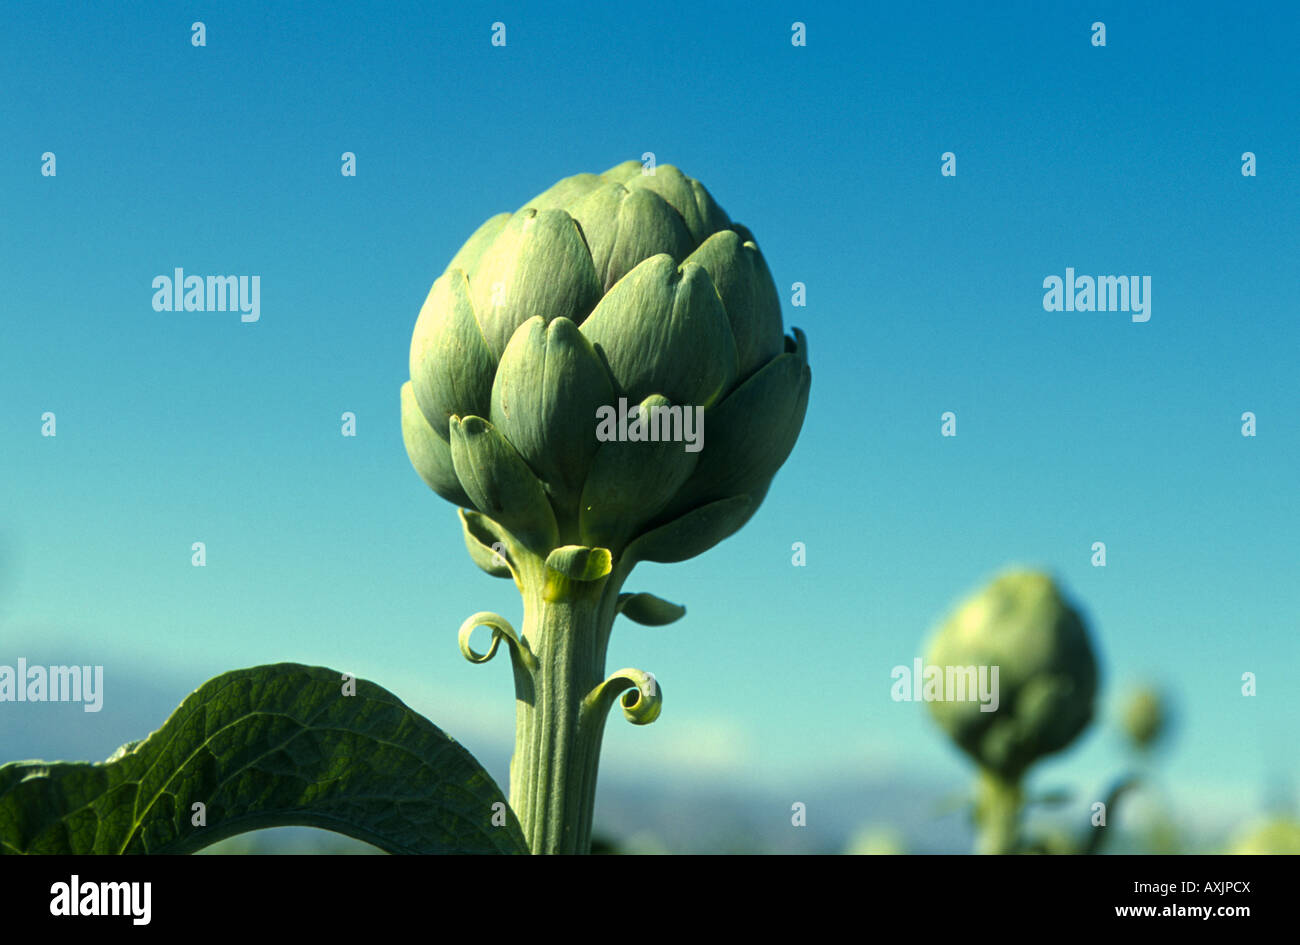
[403,161,810,568]
[925,570,1098,782]
[1121,686,1166,750]
[845,825,906,855]
[1229,818,1300,854]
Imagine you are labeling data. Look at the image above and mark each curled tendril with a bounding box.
[582,667,663,726]
[457,611,538,674]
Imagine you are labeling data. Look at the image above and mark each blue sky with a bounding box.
[2,1,1297,847]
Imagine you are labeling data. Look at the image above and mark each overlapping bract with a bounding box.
[402,161,810,564]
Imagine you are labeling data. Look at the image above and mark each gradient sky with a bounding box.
[2,1,1297,843]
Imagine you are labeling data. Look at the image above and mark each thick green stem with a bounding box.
[506,556,625,854]
[974,768,1023,855]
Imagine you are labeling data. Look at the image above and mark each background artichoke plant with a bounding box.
[925,569,1098,853]
[1122,686,1167,752]
[400,161,810,853]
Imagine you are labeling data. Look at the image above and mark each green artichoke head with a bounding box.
[925,570,1098,782]
[1121,686,1167,750]
[402,161,811,573]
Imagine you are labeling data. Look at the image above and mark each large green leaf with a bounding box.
[0,664,528,855]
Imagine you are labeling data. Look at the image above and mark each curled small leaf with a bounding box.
[583,667,663,726]
[458,611,538,674]
[545,545,612,582]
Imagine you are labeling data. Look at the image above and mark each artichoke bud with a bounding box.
[1122,687,1166,750]
[404,162,811,570]
[925,570,1098,782]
